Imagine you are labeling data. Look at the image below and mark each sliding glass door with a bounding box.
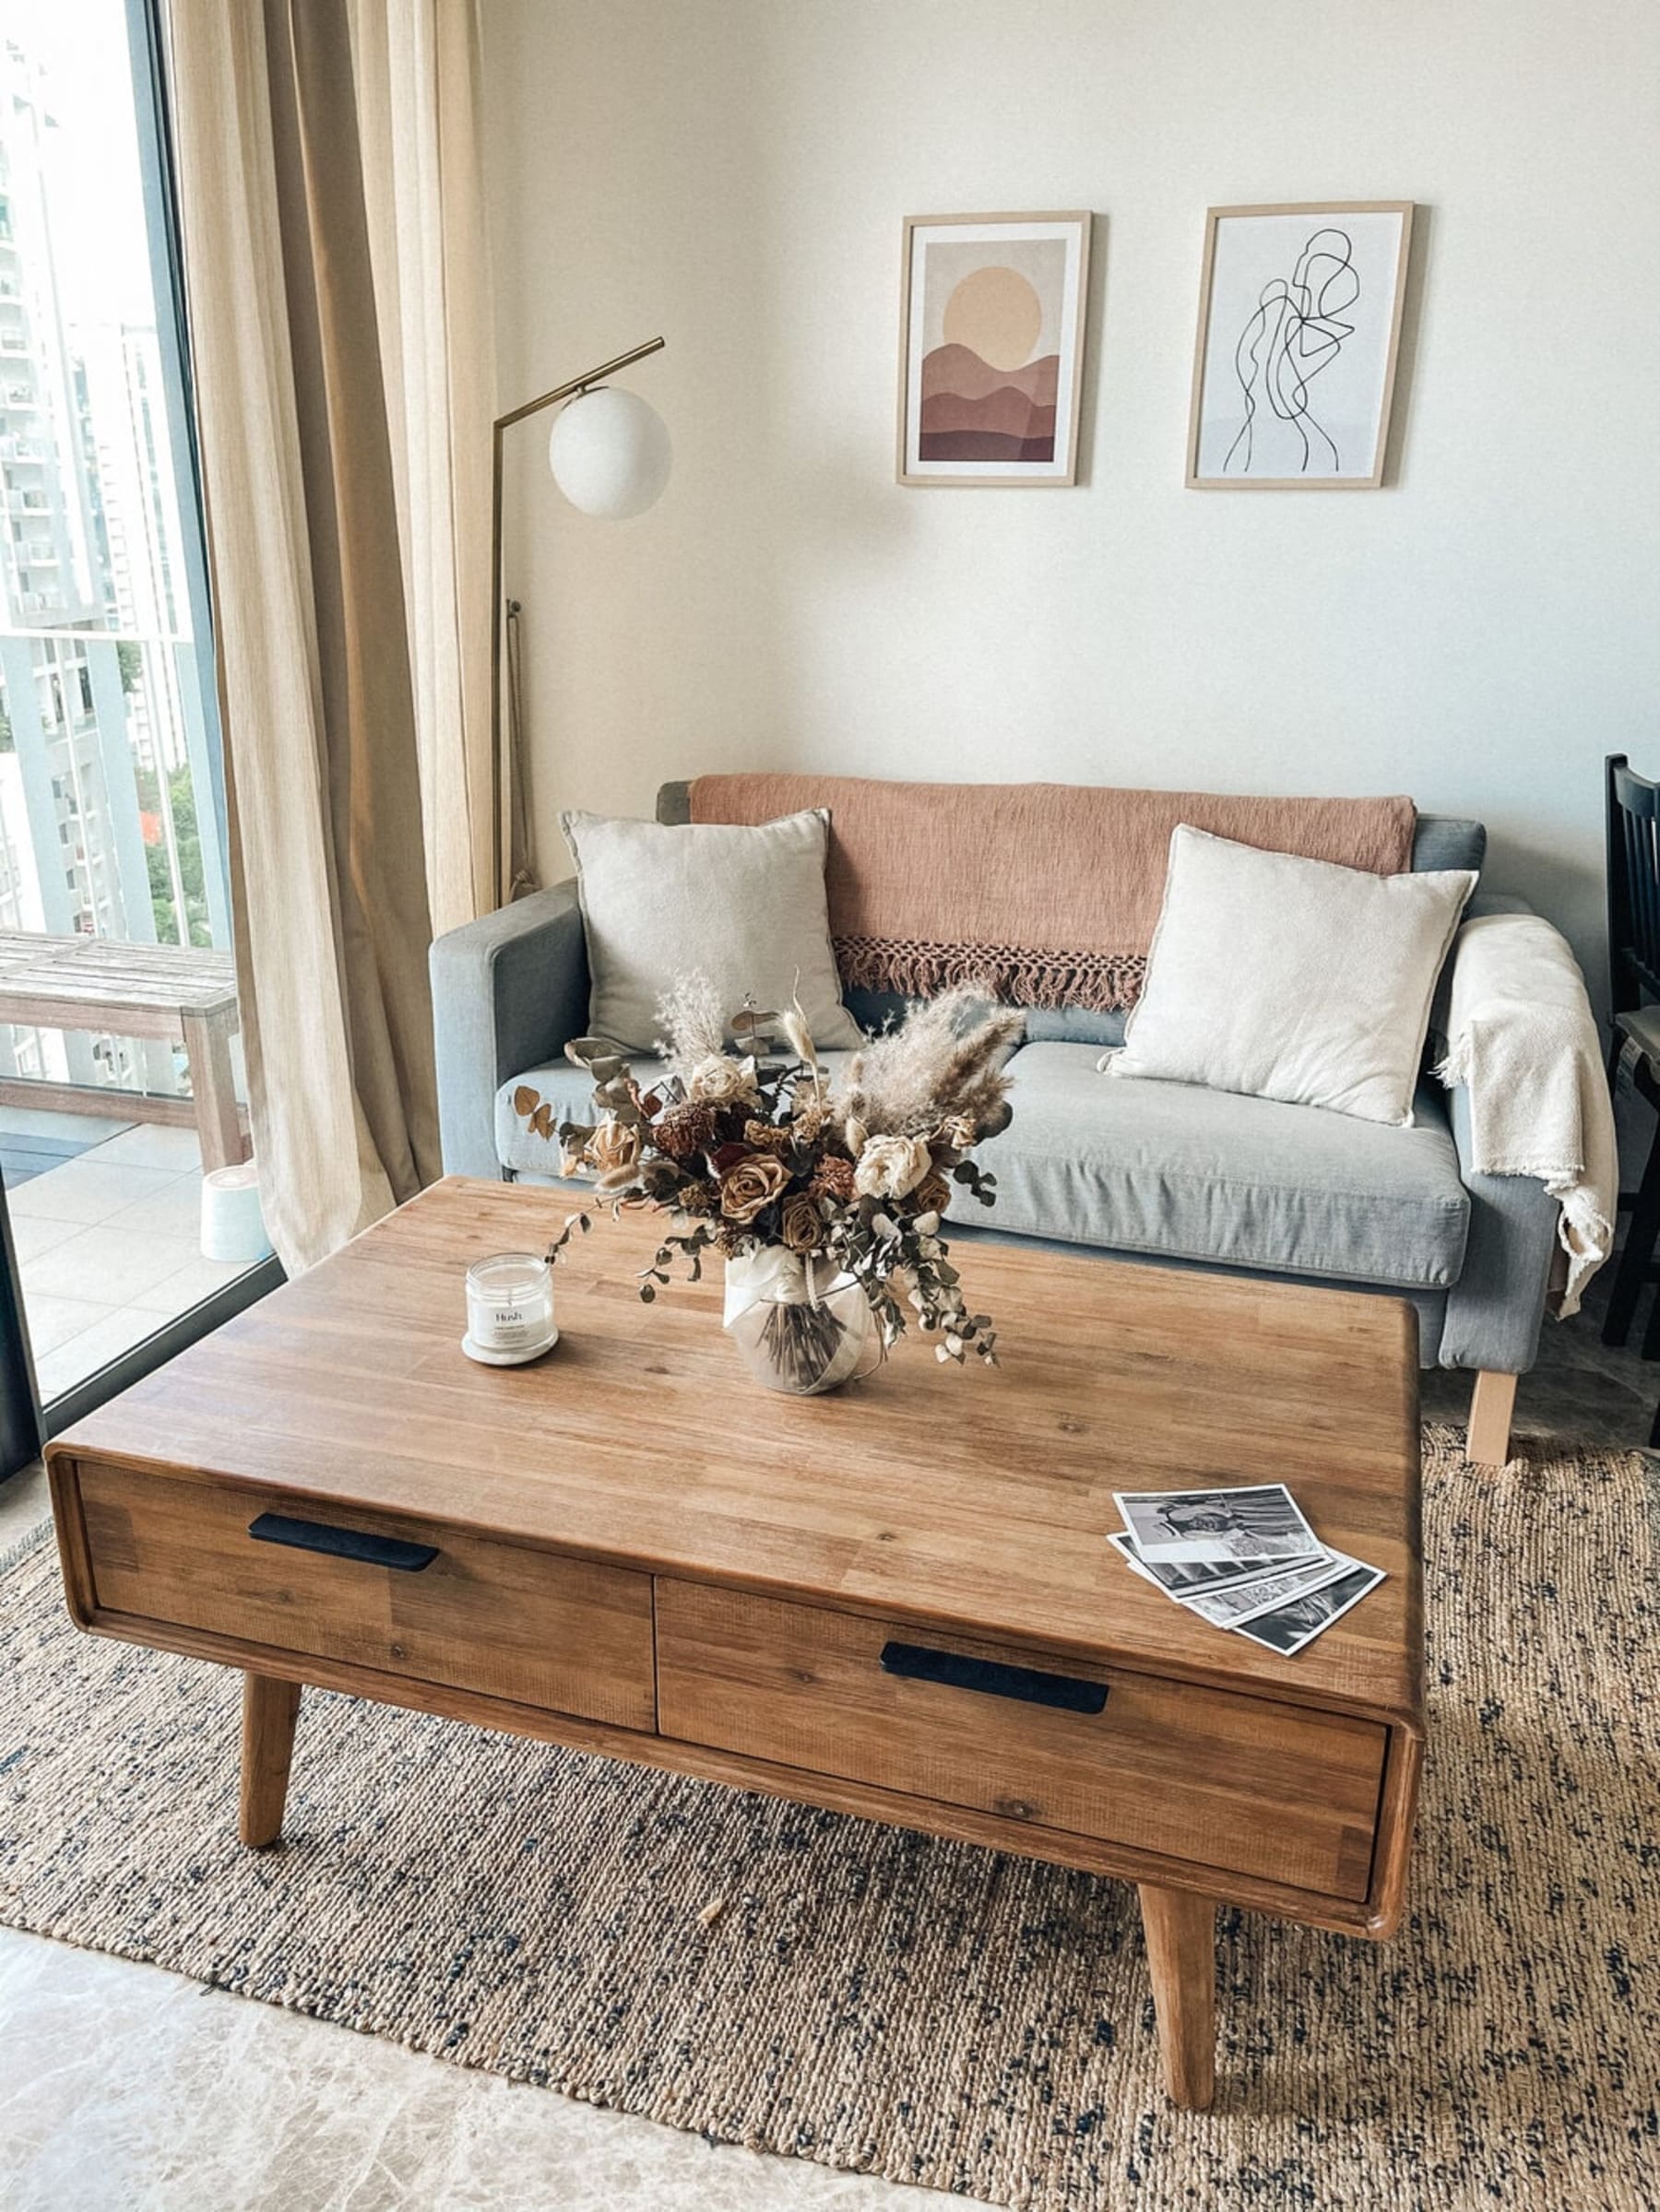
[0,0,279,1479]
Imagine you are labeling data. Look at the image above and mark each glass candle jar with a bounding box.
[463,1250,557,1366]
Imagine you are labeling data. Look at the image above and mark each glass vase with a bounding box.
[723,1248,883,1396]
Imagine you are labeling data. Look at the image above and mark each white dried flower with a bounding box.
[844,1114,869,1155]
[687,1054,759,1106]
[853,1133,931,1201]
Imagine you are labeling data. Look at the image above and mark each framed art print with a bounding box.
[897,212,1092,487]
[1186,202,1414,490]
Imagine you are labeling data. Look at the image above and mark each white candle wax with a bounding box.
[463,1250,556,1364]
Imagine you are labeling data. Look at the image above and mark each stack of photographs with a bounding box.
[1109,1483,1385,1657]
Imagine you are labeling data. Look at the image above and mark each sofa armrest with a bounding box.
[1438,1042,1561,1378]
[430,881,587,1177]
[1463,890,1534,920]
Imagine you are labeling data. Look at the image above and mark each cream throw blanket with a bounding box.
[1436,913,1617,1318]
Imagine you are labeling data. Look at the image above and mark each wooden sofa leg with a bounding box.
[1466,1371,1517,1466]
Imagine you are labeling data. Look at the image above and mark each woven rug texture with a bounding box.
[1,1425,1656,2211]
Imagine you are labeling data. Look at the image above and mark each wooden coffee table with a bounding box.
[46,1177,1423,2111]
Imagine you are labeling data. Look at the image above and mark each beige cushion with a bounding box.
[1109,826,1476,1127]
[560,807,862,1052]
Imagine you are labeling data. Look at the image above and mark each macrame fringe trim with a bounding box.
[836,936,1145,1014]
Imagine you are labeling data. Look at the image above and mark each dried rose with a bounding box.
[779,1192,825,1253]
[912,1169,952,1217]
[719,1153,788,1224]
[853,1133,932,1201]
[810,1154,856,1203]
[588,1118,642,1181]
[687,1054,760,1106]
[653,1101,719,1160]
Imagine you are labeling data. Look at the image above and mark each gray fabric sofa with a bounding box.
[432,782,1561,1463]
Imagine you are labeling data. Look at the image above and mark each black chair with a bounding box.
[1599,753,1660,1361]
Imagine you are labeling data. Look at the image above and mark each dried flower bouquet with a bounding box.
[513,975,1022,1377]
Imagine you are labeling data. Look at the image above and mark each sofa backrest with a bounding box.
[656,779,1485,1044]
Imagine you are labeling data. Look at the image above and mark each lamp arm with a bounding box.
[490,335,667,904]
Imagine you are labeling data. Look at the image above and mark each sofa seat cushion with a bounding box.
[497,1041,1468,1291]
[497,1053,861,1179]
[976,1043,1469,1289]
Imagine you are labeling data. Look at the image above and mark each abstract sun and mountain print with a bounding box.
[901,218,1088,481]
[918,264,1061,465]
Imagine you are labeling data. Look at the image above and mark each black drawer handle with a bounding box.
[879,1640,1108,1714]
[247,1512,438,1573]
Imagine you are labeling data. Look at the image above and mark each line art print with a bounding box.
[1223,226,1358,477]
[1186,203,1413,491]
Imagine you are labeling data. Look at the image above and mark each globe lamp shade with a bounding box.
[547,386,671,519]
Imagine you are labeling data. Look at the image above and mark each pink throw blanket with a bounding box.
[690,775,1418,1012]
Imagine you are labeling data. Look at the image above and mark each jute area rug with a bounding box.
[2,1425,1655,2211]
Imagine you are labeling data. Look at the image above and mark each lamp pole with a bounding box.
[490,335,667,905]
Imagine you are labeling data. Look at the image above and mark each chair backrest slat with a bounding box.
[1607,751,1660,1017]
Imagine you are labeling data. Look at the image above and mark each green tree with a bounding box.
[117,640,142,693]
[145,767,210,946]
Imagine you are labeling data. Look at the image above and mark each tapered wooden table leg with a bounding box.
[240,1673,302,1847]
[1139,1882,1216,2110]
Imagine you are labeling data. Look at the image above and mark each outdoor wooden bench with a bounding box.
[0,933,249,1174]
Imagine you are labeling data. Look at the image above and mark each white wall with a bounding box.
[480,0,1660,991]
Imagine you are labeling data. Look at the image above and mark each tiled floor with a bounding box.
[1,1110,253,1403]
[0,1256,1654,2210]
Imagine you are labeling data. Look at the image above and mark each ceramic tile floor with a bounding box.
[0,1258,1654,2211]
[1,1110,253,1403]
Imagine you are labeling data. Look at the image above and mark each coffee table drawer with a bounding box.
[657,1580,1384,1899]
[73,1460,656,1732]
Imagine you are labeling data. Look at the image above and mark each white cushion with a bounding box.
[560,807,863,1052]
[1108,826,1476,1126]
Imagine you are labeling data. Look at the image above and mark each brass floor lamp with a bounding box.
[491,336,670,904]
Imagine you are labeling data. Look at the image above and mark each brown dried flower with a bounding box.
[790,1094,832,1141]
[743,1119,793,1156]
[912,1169,952,1217]
[653,1101,720,1161]
[719,1153,788,1224]
[810,1154,856,1203]
[588,1118,642,1180]
[779,1192,825,1253]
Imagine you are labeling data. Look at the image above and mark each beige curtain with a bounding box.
[350,0,496,934]
[168,0,493,1271]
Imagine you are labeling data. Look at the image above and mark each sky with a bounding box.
[0,0,152,330]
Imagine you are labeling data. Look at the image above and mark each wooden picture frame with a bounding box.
[1185,201,1415,491]
[897,211,1092,488]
